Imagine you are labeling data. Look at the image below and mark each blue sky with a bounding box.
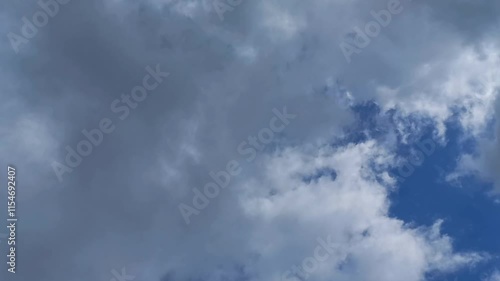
[390,124,500,281]
[347,102,500,280]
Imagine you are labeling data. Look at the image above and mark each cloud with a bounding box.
[0,0,499,280]
[451,97,500,194]
[486,270,500,281]
[181,140,483,281]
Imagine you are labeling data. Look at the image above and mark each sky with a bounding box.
[0,0,500,281]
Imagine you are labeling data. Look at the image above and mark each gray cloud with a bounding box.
[0,0,498,280]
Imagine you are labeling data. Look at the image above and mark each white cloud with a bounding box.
[486,270,500,281]
[451,97,500,193]
[167,141,483,281]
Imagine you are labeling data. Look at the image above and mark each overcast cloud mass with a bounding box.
[0,0,500,280]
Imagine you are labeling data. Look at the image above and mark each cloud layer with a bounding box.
[0,0,499,280]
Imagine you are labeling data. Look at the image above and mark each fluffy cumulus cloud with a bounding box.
[450,97,500,194]
[0,0,499,280]
[233,141,484,281]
